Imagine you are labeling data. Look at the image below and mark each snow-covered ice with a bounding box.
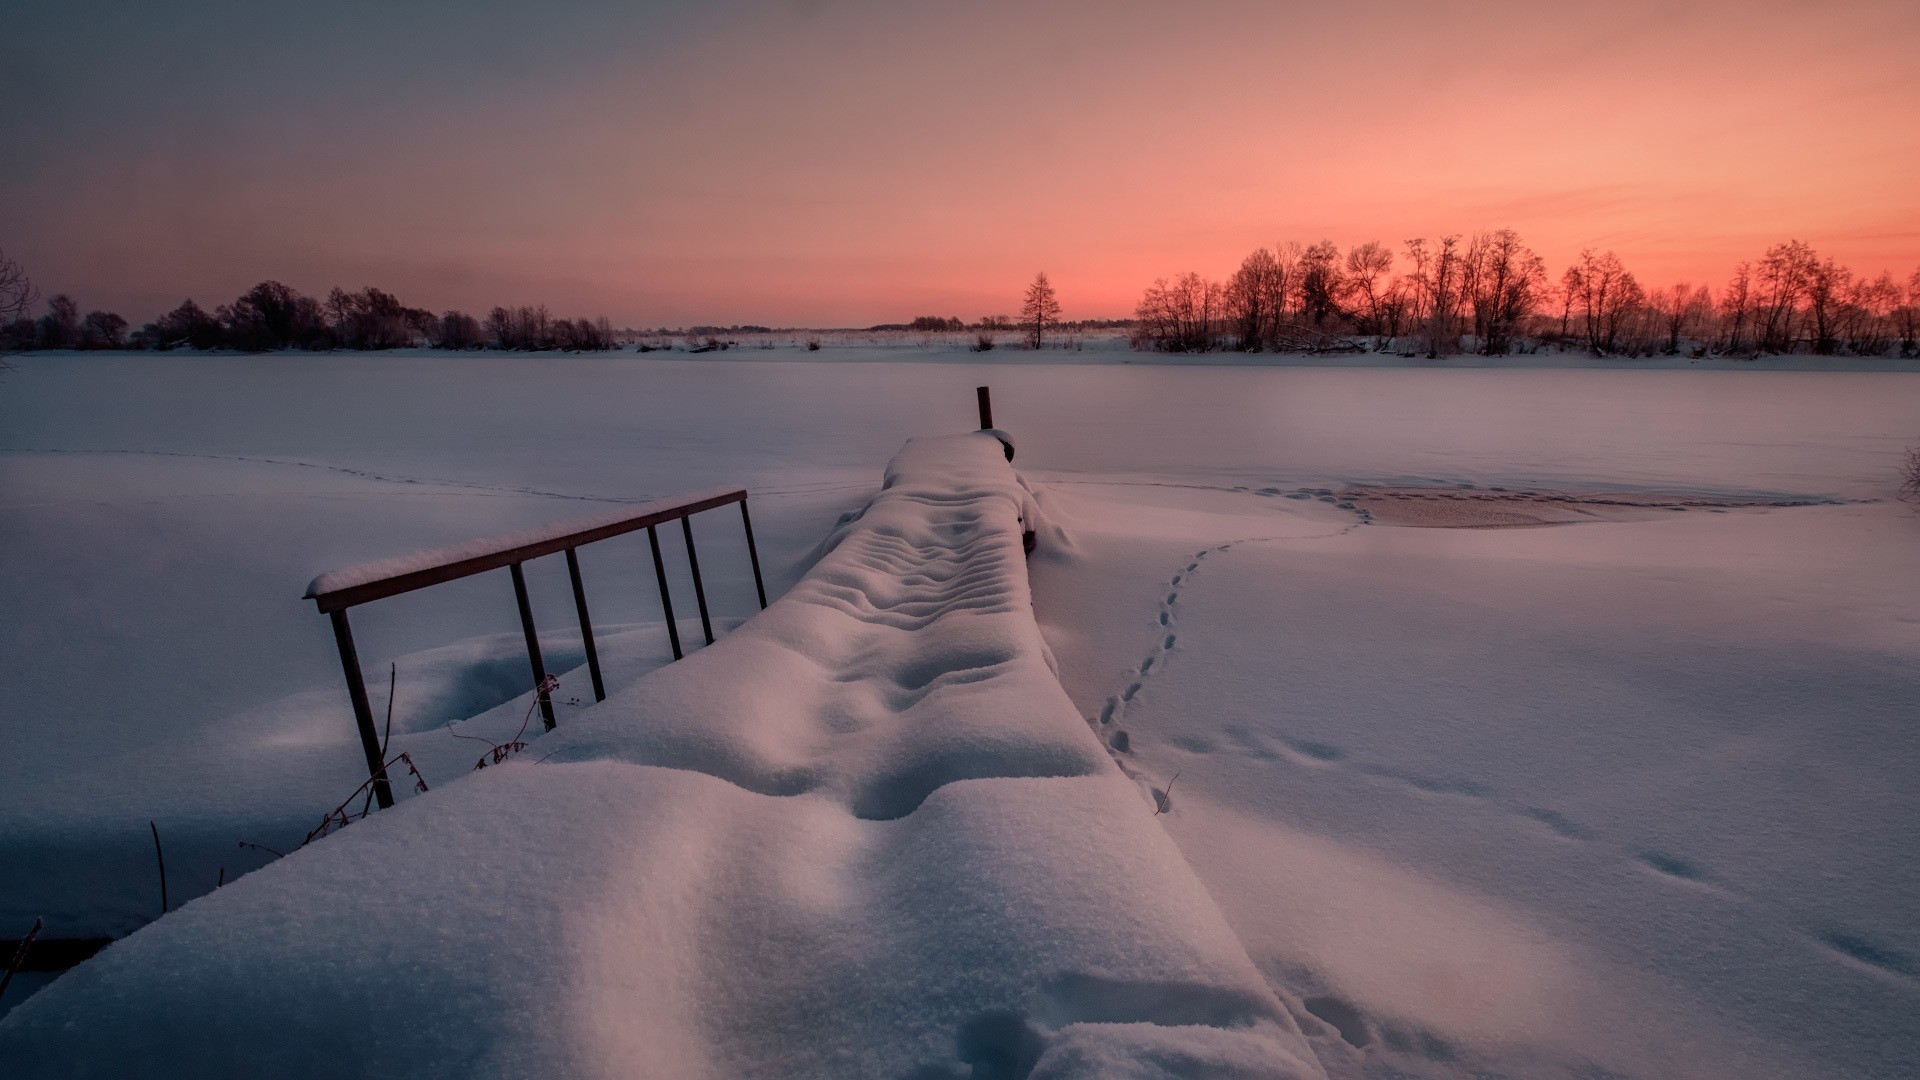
[2,349,1917,1078]
[0,429,1327,1079]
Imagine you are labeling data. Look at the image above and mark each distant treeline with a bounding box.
[0,280,620,353]
[0,277,1142,354]
[869,315,1136,333]
[1131,234,1920,358]
[10,238,1918,359]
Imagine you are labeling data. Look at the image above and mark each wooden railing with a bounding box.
[305,488,767,809]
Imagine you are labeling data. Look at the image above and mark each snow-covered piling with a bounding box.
[0,431,1325,1079]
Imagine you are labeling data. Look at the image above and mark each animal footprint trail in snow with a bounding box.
[1092,542,1242,807]
[1095,528,1356,760]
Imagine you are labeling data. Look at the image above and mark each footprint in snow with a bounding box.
[1818,930,1917,980]
[1637,850,1711,883]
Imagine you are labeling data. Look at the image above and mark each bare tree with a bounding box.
[334,286,421,349]
[0,248,34,363]
[1804,256,1850,355]
[1225,248,1286,351]
[434,310,483,349]
[1571,250,1641,354]
[0,249,32,326]
[1021,272,1061,350]
[1684,285,1713,352]
[1551,265,1582,340]
[143,299,224,350]
[1720,261,1754,354]
[1463,229,1545,356]
[1405,235,1462,357]
[325,287,354,344]
[1296,241,1344,325]
[1901,267,1920,357]
[1133,273,1223,352]
[83,310,128,348]
[1342,241,1394,338]
[1603,276,1645,354]
[219,280,327,351]
[1272,241,1302,322]
[1649,283,1709,355]
[1838,271,1899,355]
[38,294,80,349]
[1755,240,1816,353]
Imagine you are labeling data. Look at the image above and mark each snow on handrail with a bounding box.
[303,483,766,811]
[304,486,747,612]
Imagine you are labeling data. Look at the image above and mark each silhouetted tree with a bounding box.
[82,310,127,348]
[220,280,325,351]
[0,316,32,353]
[1572,250,1641,354]
[1342,241,1394,336]
[0,250,32,324]
[1226,248,1286,351]
[1805,256,1849,354]
[1553,265,1583,340]
[0,248,34,361]
[324,287,353,344]
[907,316,964,331]
[1720,262,1754,354]
[1405,236,1463,357]
[140,299,225,350]
[1839,270,1901,355]
[331,286,421,349]
[1652,284,1712,354]
[1755,240,1816,353]
[434,310,483,349]
[1463,229,1545,356]
[1296,241,1344,325]
[1901,268,1920,356]
[551,317,616,350]
[1126,235,1920,358]
[1133,273,1223,352]
[1021,272,1061,349]
[38,294,80,348]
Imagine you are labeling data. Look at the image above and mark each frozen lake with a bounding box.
[2,350,1916,1078]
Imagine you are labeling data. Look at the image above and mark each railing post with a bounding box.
[681,515,715,645]
[977,385,992,429]
[509,561,557,730]
[564,547,606,702]
[740,498,767,610]
[647,525,683,660]
[328,609,395,809]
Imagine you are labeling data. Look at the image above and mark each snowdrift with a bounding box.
[0,431,1325,1080]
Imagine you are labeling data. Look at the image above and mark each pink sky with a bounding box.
[5,0,1917,325]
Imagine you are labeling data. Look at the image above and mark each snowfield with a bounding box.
[1,430,1328,1078]
[1,348,1917,1079]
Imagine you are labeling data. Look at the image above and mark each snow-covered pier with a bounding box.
[0,430,1326,1079]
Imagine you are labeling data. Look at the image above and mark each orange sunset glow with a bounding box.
[5,0,1918,325]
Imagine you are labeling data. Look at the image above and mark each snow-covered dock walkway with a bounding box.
[0,431,1325,1079]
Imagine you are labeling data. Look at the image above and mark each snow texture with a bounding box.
[303,485,743,599]
[1030,483,1920,1080]
[0,432,1327,1080]
[3,352,1917,1078]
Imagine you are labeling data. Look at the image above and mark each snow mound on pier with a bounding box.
[0,431,1324,1080]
